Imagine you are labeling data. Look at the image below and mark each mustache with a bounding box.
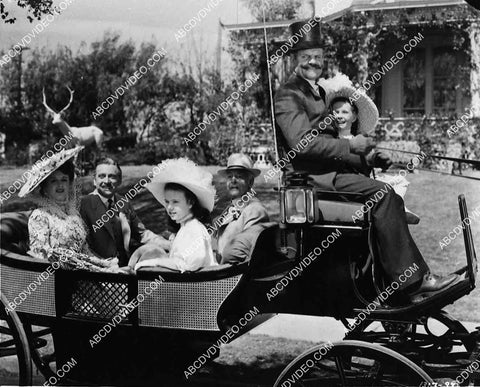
[301,64,322,69]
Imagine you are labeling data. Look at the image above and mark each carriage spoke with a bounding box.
[0,338,16,348]
[334,355,347,386]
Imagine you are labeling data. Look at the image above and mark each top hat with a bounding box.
[318,73,379,136]
[19,146,84,198]
[288,19,323,52]
[146,158,216,212]
[217,153,261,178]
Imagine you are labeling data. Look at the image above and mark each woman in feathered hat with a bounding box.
[20,146,122,272]
[129,158,218,272]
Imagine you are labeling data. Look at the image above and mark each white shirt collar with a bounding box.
[93,189,111,206]
[295,71,320,93]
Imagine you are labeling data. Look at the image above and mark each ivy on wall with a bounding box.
[227,4,479,113]
[226,3,480,160]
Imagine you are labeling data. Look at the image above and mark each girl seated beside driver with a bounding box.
[329,96,411,201]
[322,74,411,200]
[321,74,419,221]
[129,158,218,272]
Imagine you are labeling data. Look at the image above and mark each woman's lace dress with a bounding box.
[28,198,120,272]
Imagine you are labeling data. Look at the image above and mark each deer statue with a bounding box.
[42,86,104,149]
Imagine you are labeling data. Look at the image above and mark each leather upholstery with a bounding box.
[0,211,31,254]
[317,200,364,224]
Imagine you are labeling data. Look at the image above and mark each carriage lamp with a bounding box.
[280,173,316,225]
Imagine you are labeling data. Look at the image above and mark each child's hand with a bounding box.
[118,266,135,275]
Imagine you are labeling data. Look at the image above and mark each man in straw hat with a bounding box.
[274,20,458,301]
[214,153,270,264]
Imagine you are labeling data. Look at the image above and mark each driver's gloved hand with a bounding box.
[367,151,392,170]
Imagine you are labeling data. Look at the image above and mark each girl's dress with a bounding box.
[28,198,120,272]
[134,217,217,272]
[339,134,410,200]
[373,172,410,199]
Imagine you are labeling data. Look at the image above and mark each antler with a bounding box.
[42,86,74,116]
[42,87,57,115]
[59,86,74,114]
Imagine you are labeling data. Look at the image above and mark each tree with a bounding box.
[1,0,55,24]
[241,0,303,22]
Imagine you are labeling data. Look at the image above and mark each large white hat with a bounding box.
[18,146,84,198]
[318,73,379,136]
[146,158,216,212]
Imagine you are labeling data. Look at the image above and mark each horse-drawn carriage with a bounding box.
[0,167,478,386]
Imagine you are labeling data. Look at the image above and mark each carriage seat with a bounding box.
[0,211,31,254]
[316,199,419,225]
[317,200,365,225]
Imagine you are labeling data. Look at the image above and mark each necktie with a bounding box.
[107,198,127,265]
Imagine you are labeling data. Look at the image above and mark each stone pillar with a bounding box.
[470,22,480,117]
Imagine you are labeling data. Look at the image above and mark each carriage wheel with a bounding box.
[23,323,57,380]
[273,340,432,387]
[0,294,32,385]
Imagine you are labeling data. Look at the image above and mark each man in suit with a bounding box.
[274,20,457,301]
[80,157,168,266]
[214,153,270,264]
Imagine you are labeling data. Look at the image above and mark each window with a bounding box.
[433,47,457,114]
[403,48,426,116]
[401,44,460,116]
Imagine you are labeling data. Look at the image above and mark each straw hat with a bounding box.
[18,146,84,198]
[146,158,216,212]
[217,153,261,177]
[318,73,379,136]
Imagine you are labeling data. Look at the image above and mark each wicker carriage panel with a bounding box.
[0,265,55,316]
[138,276,241,331]
[64,280,129,320]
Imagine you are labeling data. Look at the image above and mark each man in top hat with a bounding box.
[80,157,169,266]
[214,153,270,264]
[273,20,457,301]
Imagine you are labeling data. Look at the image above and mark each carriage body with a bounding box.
[0,177,478,385]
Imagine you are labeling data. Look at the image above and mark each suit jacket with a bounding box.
[80,193,161,266]
[214,197,270,264]
[274,73,367,189]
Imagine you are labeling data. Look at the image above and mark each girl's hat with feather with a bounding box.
[318,73,379,136]
[19,146,84,198]
[146,158,216,212]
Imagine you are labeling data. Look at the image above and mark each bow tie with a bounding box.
[228,206,242,221]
